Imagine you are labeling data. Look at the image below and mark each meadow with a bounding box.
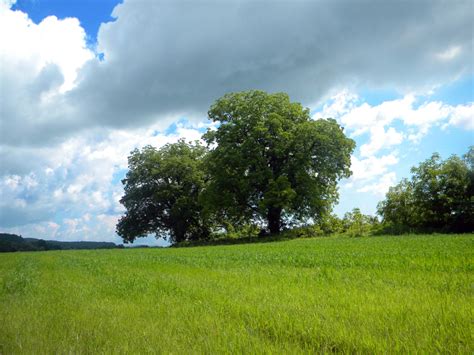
[0,234,472,353]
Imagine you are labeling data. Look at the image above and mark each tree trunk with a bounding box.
[173,222,187,243]
[267,207,282,235]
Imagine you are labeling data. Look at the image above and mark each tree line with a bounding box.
[309,148,473,237]
[0,233,122,252]
[377,148,473,234]
[117,90,473,244]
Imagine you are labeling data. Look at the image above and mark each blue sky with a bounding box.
[0,0,472,245]
[12,0,120,46]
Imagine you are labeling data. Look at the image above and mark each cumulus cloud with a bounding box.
[1,0,473,149]
[448,103,474,130]
[350,154,399,182]
[0,120,208,237]
[360,126,404,158]
[70,0,472,129]
[356,172,398,197]
[0,1,94,149]
[317,89,472,195]
[338,153,401,197]
[436,45,462,62]
[318,90,473,148]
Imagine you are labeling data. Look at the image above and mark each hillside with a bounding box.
[0,234,472,353]
[0,233,121,252]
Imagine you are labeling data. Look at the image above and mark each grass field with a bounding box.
[0,234,472,353]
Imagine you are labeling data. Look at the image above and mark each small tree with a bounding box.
[342,208,377,237]
[203,90,355,234]
[117,140,211,244]
[317,213,344,235]
[376,178,417,233]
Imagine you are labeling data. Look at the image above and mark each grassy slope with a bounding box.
[0,234,472,353]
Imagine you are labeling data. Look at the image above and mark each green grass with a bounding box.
[0,234,472,353]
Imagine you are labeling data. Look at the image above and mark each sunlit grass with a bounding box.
[1,234,472,353]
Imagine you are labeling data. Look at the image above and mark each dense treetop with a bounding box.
[117,140,210,244]
[204,91,355,234]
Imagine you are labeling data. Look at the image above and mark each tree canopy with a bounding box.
[116,140,210,244]
[378,147,473,233]
[203,90,355,234]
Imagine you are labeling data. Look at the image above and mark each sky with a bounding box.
[0,0,472,246]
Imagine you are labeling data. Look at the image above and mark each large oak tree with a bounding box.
[203,90,355,234]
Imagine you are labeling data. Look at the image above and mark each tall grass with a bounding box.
[0,234,472,353]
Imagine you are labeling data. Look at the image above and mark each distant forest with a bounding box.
[0,233,123,252]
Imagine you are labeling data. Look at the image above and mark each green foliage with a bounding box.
[378,147,474,233]
[116,91,355,243]
[219,222,261,240]
[0,235,472,353]
[342,208,379,237]
[117,140,211,244]
[281,225,326,239]
[317,213,344,235]
[301,210,379,238]
[0,233,31,252]
[377,178,416,233]
[203,90,355,234]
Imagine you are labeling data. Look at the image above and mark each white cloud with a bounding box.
[360,126,404,158]
[338,153,400,197]
[0,0,15,9]
[436,45,462,62]
[0,4,93,91]
[97,214,120,233]
[402,100,451,127]
[323,91,472,135]
[318,89,472,197]
[448,103,474,130]
[350,153,399,182]
[1,0,472,148]
[317,90,473,153]
[357,172,397,196]
[4,175,21,190]
[0,3,94,147]
[0,120,208,241]
[63,218,81,234]
[318,88,472,199]
[47,222,60,236]
[313,90,359,119]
